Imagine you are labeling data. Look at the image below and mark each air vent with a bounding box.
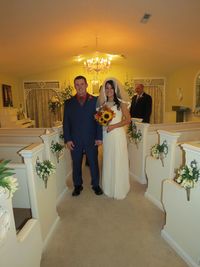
[140,13,152,24]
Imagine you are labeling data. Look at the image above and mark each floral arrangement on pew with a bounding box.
[124,81,135,99]
[127,122,142,149]
[151,140,168,167]
[0,160,18,198]
[50,141,64,163]
[48,95,62,114]
[35,158,56,188]
[0,160,18,243]
[94,106,115,126]
[174,160,200,201]
[59,85,73,104]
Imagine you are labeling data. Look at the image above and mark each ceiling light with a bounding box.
[83,37,112,73]
[84,54,112,73]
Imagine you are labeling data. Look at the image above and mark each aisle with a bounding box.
[40,166,187,267]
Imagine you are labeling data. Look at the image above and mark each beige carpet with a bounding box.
[40,166,188,267]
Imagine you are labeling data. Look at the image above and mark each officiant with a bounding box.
[130,83,152,123]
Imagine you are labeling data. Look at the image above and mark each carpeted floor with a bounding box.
[40,165,188,267]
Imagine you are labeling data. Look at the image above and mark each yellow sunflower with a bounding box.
[99,117,107,126]
[102,111,112,122]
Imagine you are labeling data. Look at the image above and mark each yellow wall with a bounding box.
[166,65,200,121]
[166,66,199,111]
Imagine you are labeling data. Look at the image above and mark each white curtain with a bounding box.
[144,86,164,124]
[26,89,62,128]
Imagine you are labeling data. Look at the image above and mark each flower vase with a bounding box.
[159,153,165,167]
[186,187,190,201]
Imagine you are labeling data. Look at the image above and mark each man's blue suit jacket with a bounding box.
[63,94,102,148]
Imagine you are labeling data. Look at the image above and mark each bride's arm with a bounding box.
[107,103,131,132]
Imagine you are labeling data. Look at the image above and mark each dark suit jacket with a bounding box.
[63,94,102,148]
[130,92,152,123]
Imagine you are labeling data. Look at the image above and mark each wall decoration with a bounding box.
[2,84,13,107]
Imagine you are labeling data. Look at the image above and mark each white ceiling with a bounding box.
[0,0,200,77]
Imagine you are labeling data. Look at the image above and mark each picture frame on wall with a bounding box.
[2,84,13,107]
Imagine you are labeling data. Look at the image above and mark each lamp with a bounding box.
[83,37,112,73]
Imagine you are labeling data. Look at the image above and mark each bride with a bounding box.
[98,78,131,199]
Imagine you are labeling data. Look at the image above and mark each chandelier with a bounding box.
[83,37,112,73]
[84,56,111,73]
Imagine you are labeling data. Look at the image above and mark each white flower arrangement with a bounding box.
[151,140,168,167]
[124,81,135,99]
[50,141,64,163]
[0,160,18,198]
[59,85,73,104]
[0,160,18,243]
[50,141,64,153]
[48,95,61,114]
[35,159,56,188]
[127,122,142,148]
[175,160,199,201]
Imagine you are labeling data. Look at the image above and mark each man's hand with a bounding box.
[65,141,75,150]
[106,125,115,133]
[95,140,103,146]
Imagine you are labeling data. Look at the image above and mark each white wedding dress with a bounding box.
[102,104,130,199]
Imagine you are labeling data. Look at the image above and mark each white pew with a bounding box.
[0,126,72,203]
[40,130,71,203]
[0,128,48,144]
[0,139,67,245]
[129,120,200,184]
[0,187,42,267]
[19,143,59,247]
[161,142,200,267]
[145,128,200,210]
[0,143,29,163]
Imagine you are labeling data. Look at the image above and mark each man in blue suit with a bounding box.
[63,76,103,196]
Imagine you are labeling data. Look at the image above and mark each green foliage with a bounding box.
[0,160,14,180]
[0,160,18,197]
[50,142,64,153]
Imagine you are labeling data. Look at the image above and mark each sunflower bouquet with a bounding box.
[94,105,115,126]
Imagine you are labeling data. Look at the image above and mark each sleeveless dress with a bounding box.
[102,104,130,199]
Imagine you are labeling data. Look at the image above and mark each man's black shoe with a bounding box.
[92,186,103,195]
[72,186,83,196]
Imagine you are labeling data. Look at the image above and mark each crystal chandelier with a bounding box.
[83,37,112,73]
[84,55,111,73]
